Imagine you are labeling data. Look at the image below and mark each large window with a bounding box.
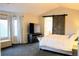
[0,20,8,39]
[44,17,53,36]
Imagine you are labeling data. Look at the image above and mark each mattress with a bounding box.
[39,46,72,55]
[38,34,77,55]
[39,35,73,51]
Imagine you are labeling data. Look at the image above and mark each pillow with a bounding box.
[69,33,77,41]
[68,33,75,38]
[37,37,43,41]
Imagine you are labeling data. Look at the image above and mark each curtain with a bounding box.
[53,15,65,35]
[16,16,23,44]
[11,16,23,44]
[0,13,23,44]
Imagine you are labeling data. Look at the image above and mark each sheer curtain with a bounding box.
[0,13,23,44]
[11,16,23,44]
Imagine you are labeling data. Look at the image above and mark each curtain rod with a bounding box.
[43,14,67,17]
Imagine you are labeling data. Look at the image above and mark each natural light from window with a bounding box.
[44,17,53,36]
[13,20,18,36]
[0,20,8,39]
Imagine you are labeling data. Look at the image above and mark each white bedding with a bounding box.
[39,34,75,51]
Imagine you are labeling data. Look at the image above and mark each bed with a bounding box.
[38,34,78,55]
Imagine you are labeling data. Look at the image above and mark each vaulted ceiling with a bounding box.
[0,3,79,15]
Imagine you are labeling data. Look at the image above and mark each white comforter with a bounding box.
[39,34,75,51]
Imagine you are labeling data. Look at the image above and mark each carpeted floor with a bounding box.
[1,43,76,56]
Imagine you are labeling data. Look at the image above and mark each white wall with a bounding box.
[40,7,79,35]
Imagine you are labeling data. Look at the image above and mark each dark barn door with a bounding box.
[53,15,65,35]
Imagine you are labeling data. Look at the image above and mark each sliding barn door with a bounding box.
[53,15,65,35]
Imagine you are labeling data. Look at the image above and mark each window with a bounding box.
[44,17,53,36]
[0,20,8,39]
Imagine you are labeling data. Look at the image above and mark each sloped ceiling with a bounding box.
[0,3,79,15]
[60,3,79,10]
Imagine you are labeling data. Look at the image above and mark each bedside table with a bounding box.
[72,41,78,56]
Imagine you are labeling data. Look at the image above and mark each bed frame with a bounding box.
[39,46,72,55]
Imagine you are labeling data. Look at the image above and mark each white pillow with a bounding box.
[68,33,75,38]
[37,37,42,41]
[69,33,77,41]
